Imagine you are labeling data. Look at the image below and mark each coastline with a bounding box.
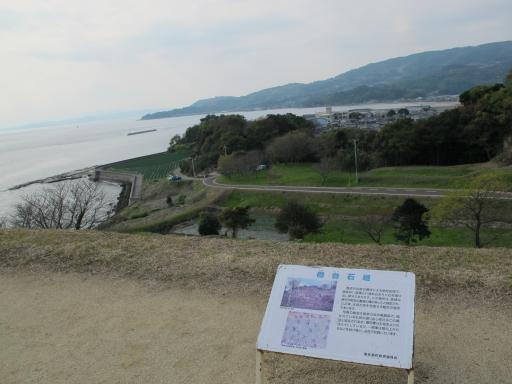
[7,166,97,191]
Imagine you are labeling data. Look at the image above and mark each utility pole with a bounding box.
[353,139,359,184]
[191,157,196,178]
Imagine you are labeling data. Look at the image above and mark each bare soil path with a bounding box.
[1,272,511,384]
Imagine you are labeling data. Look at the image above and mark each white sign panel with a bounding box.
[257,265,415,369]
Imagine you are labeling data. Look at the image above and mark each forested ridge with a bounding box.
[171,72,512,174]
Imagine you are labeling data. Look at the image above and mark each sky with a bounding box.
[0,0,511,128]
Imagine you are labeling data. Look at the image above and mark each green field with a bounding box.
[220,189,512,248]
[304,218,512,248]
[105,150,190,180]
[221,190,421,215]
[219,163,512,189]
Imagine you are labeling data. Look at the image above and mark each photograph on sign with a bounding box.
[257,264,415,369]
[280,277,337,312]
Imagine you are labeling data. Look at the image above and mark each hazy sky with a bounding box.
[1,0,511,128]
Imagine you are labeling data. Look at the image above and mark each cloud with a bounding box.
[30,16,302,63]
[0,0,511,128]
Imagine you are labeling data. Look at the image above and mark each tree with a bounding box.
[391,199,431,245]
[171,113,314,172]
[168,135,181,151]
[266,131,318,163]
[217,150,263,177]
[356,214,391,245]
[275,201,321,239]
[10,179,110,230]
[313,157,339,185]
[387,109,396,117]
[506,69,512,87]
[198,212,221,236]
[434,174,510,248]
[218,207,255,238]
[398,108,410,116]
[349,112,363,120]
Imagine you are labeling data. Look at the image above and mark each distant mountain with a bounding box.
[141,41,512,120]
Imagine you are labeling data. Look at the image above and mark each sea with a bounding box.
[0,101,458,219]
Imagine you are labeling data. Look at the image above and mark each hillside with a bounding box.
[142,41,512,120]
[1,230,512,383]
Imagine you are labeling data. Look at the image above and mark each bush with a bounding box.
[275,201,321,239]
[176,194,186,205]
[198,212,221,236]
[391,198,430,245]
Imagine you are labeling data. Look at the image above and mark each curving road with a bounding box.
[203,177,450,198]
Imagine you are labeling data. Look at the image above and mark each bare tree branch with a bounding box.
[10,179,111,230]
[356,214,391,245]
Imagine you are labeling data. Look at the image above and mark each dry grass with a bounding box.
[1,229,511,298]
[2,229,512,383]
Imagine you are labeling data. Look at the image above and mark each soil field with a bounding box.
[1,230,512,383]
[1,272,511,384]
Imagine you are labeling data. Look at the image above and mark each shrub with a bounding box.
[391,198,430,245]
[275,201,321,239]
[176,194,186,205]
[198,212,221,236]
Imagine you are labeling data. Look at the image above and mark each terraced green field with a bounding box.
[105,150,190,180]
[220,163,512,189]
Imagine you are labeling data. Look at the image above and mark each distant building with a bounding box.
[302,103,458,132]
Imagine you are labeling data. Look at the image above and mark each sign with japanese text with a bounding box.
[257,265,415,369]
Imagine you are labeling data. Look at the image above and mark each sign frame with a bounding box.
[255,264,416,383]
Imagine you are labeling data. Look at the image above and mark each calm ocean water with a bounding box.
[0,101,457,218]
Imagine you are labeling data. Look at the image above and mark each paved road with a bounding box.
[203,177,449,198]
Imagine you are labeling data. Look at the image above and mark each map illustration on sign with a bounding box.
[281,311,330,349]
[280,277,337,312]
[257,264,416,369]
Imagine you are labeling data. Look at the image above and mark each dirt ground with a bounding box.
[1,272,511,384]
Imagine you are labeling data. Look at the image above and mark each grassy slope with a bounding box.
[106,179,227,233]
[219,163,512,189]
[1,229,511,298]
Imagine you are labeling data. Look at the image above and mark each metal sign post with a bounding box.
[256,350,264,384]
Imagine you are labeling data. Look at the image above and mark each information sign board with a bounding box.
[257,264,415,369]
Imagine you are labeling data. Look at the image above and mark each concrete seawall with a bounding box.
[92,169,143,205]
